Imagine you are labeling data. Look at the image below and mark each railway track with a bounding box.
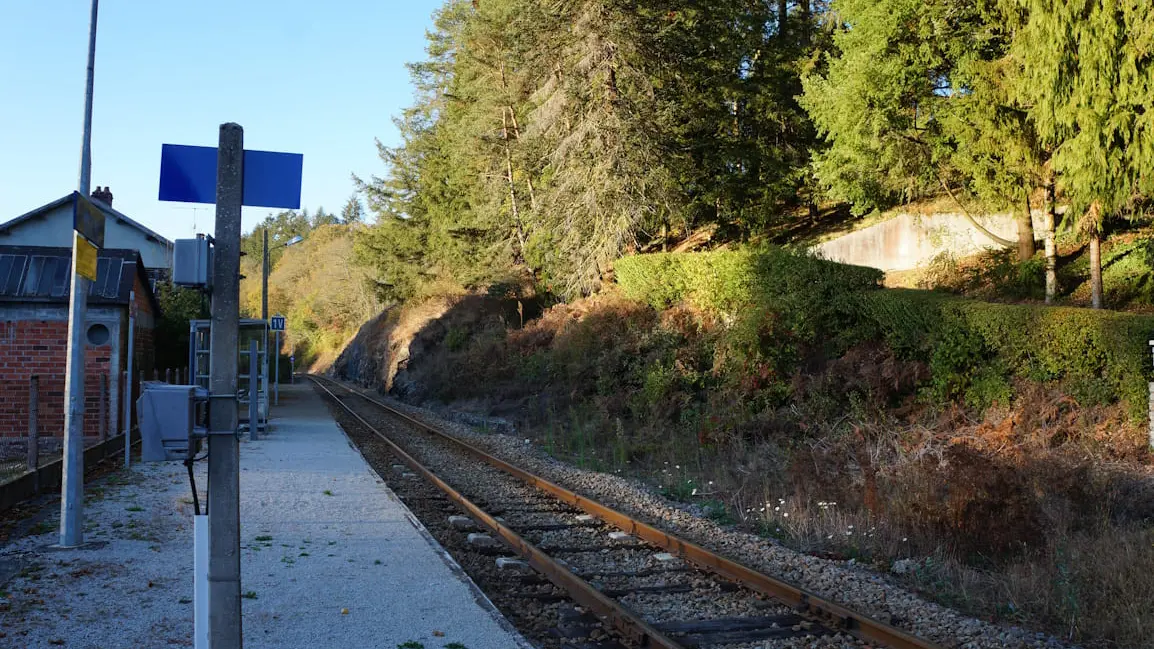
[309,374,944,649]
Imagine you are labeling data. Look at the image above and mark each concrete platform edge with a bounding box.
[333,421,537,649]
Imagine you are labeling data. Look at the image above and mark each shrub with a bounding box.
[615,248,882,352]
[615,248,883,315]
[861,290,1154,416]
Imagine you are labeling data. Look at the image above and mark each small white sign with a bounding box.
[270,315,286,332]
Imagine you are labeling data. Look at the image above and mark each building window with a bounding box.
[86,323,110,346]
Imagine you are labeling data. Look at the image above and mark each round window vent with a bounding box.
[86,323,110,346]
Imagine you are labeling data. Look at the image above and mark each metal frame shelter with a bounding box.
[189,318,269,426]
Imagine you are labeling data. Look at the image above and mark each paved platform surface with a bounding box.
[0,380,528,649]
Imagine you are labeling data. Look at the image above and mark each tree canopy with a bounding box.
[350,0,1154,308]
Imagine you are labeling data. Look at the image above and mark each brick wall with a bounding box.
[133,274,156,379]
[0,319,68,441]
[0,318,132,445]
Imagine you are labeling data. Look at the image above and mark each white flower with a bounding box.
[691,488,697,496]
[782,513,789,518]
[774,507,780,512]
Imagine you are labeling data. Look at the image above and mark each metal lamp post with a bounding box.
[59,0,101,548]
[262,234,301,406]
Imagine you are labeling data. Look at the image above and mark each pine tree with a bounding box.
[1013,0,1154,308]
[801,0,1041,260]
[341,195,365,224]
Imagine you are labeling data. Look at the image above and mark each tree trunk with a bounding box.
[505,105,537,210]
[778,0,788,38]
[1016,207,1036,261]
[501,107,527,264]
[1089,231,1103,309]
[1044,180,1057,304]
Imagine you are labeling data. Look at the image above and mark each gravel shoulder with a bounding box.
[362,386,1076,649]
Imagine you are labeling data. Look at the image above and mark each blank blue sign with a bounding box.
[159,144,303,209]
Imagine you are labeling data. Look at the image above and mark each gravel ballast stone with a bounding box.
[326,377,1076,649]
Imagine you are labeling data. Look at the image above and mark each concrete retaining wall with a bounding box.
[814,211,1047,271]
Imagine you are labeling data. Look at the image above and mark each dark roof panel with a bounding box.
[0,246,157,310]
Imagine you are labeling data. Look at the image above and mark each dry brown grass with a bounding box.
[340,287,1154,647]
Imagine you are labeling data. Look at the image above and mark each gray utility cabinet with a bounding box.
[138,382,208,462]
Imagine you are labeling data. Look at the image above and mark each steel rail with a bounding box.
[311,375,945,649]
[310,376,686,649]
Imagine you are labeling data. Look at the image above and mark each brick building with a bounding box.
[0,245,159,453]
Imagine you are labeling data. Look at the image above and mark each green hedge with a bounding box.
[616,250,1154,416]
[862,289,1154,415]
[615,248,883,313]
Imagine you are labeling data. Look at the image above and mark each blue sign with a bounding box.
[269,316,286,332]
[158,144,303,209]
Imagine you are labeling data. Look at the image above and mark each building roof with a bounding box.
[0,193,172,249]
[0,245,161,314]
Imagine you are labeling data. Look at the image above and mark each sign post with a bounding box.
[58,0,104,548]
[159,126,302,649]
[270,315,285,405]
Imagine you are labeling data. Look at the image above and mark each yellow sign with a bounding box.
[75,233,98,281]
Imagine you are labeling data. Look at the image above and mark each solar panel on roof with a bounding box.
[50,257,69,296]
[22,256,45,296]
[3,256,25,296]
[0,256,14,296]
[100,259,123,297]
[88,258,109,297]
[36,257,59,296]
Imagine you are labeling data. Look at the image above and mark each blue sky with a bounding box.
[0,0,440,240]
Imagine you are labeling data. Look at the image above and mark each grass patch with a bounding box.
[241,591,257,600]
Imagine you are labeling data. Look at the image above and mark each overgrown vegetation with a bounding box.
[317,1,1154,645]
[238,208,381,370]
[364,248,1154,647]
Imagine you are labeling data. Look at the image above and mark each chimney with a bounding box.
[90,186,113,206]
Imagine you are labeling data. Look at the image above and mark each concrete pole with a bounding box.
[248,340,259,441]
[207,122,243,649]
[59,0,100,550]
[262,231,270,420]
[124,293,133,467]
[59,237,91,548]
[261,229,268,322]
[78,0,98,196]
[28,376,39,478]
[273,331,279,406]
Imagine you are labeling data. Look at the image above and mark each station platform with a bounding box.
[0,380,528,649]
